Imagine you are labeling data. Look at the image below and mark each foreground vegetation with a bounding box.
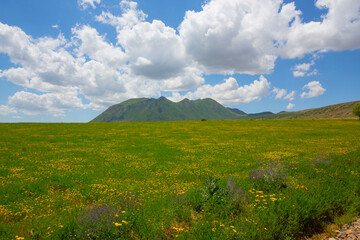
[1,119,359,239]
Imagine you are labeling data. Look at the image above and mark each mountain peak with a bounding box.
[91,97,244,122]
[158,96,169,101]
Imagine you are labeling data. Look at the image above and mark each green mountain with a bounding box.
[90,97,244,122]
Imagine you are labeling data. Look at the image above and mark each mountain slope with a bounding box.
[91,97,243,122]
[227,107,247,115]
[251,100,360,119]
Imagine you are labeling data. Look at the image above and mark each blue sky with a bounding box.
[0,0,359,122]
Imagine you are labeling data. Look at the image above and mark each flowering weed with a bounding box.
[249,158,288,191]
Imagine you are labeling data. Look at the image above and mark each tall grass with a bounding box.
[0,120,359,239]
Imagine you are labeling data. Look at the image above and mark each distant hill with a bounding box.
[227,107,247,115]
[251,100,360,119]
[248,111,274,117]
[91,97,244,122]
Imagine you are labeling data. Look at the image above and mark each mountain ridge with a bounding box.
[91,97,243,122]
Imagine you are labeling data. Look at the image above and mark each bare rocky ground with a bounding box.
[310,218,360,240]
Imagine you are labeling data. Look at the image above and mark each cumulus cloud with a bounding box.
[179,0,300,75]
[117,20,190,80]
[72,25,126,68]
[78,0,101,9]
[282,0,360,58]
[169,76,270,105]
[301,81,326,99]
[0,21,160,115]
[97,1,205,89]
[179,0,360,71]
[8,91,85,116]
[273,88,287,99]
[292,61,318,77]
[96,0,147,29]
[0,105,17,116]
[286,103,295,110]
[272,88,295,101]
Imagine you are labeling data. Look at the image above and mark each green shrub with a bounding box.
[353,103,360,119]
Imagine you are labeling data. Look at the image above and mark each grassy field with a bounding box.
[1,119,360,239]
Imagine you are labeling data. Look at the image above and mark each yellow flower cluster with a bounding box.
[314,168,324,173]
[295,185,309,191]
[114,219,129,227]
[245,218,258,225]
[248,189,284,208]
[345,170,360,176]
[210,220,238,233]
[172,226,185,232]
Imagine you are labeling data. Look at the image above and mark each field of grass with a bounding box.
[1,119,360,239]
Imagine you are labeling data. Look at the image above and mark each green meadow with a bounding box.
[1,119,360,239]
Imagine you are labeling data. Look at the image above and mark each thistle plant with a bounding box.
[200,176,227,206]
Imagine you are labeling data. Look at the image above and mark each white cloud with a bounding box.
[96,0,147,29]
[170,76,270,105]
[72,25,126,68]
[78,0,101,9]
[0,105,17,116]
[179,0,360,73]
[292,61,318,77]
[272,88,295,101]
[301,81,326,99]
[282,0,360,58]
[294,62,313,72]
[0,22,161,115]
[284,91,295,101]
[179,0,300,75]
[8,91,85,116]
[160,66,204,92]
[286,103,295,110]
[117,20,190,80]
[273,87,287,99]
[293,71,306,77]
[96,2,205,90]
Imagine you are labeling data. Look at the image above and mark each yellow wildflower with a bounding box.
[114,222,122,227]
